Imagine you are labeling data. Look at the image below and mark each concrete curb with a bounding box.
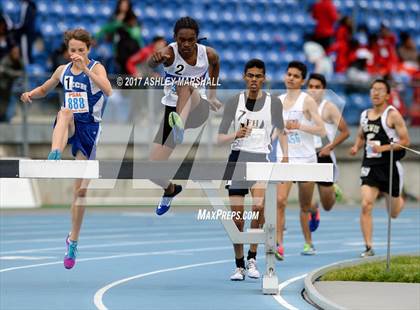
[304,253,418,310]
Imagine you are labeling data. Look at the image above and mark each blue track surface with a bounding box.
[1,205,419,310]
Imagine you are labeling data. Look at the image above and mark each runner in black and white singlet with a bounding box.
[218,59,287,281]
[147,17,222,216]
[350,79,410,258]
[307,73,349,232]
[273,61,326,260]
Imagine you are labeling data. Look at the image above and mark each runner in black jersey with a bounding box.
[349,79,410,258]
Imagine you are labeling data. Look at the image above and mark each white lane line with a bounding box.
[273,274,307,310]
[0,245,232,273]
[0,256,57,261]
[93,259,231,310]
[0,229,226,245]
[0,225,216,237]
[0,236,228,255]
[0,234,134,245]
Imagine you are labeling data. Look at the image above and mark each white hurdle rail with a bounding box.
[0,159,333,294]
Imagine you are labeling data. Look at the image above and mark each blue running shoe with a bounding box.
[156,184,182,216]
[63,234,78,269]
[309,203,320,232]
[47,149,62,160]
[168,111,184,144]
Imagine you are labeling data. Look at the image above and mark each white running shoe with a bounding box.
[246,258,260,279]
[230,267,246,281]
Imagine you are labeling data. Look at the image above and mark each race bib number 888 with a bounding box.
[64,92,89,113]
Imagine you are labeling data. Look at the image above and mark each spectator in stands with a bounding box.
[0,45,24,122]
[14,0,37,65]
[347,45,373,87]
[398,32,418,65]
[383,74,407,118]
[126,36,167,78]
[303,41,333,79]
[115,11,143,74]
[329,16,353,73]
[369,23,399,76]
[410,55,420,126]
[0,15,15,60]
[96,0,143,73]
[311,0,339,51]
[354,24,369,47]
[114,0,135,22]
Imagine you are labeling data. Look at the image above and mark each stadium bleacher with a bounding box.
[2,0,419,124]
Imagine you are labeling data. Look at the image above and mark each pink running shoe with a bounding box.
[275,245,284,261]
[63,234,78,269]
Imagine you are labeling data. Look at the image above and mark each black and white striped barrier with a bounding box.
[0,159,333,182]
[0,159,333,295]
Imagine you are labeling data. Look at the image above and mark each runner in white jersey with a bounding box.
[306,73,349,235]
[218,59,287,281]
[273,61,326,260]
[148,17,222,216]
[20,29,112,270]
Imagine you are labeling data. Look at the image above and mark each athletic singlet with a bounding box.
[162,42,209,107]
[361,105,405,166]
[231,92,273,154]
[59,59,107,123]
[276,92,317,163]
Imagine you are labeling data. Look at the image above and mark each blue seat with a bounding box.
[358,0,368,10]
[395,1,408,13]
[97,3,113,17]
[221,50,235,63]
[40,22,58,37]
[265,12,277,26]
[383,1,395,11]
[391,17,404,31]
[238,50,251,62]
[368,0,382,12]
[349,94,371,110]
[3,0,18,14]
[228,30,242,44]
[367,17,380,30]
[278,13,292,26]
[408,2,419,13]
[144,7,158,19]
[405,18,417,31]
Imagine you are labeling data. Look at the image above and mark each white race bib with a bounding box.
[248,128,265,145]
[287,131,302,145]
[366,140,381,158]
[64,92,89,114]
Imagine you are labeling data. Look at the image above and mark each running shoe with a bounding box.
[230,267,246,281]
[63,234,78,269]
[47,149,61,160]
[275,245,284,261]
[156,184,183,216]
[360,246,375,258]
[246,258,260,279]
[168,111,184,144]
[301,243,316,255]
[309,203,320,232]
[334,183,343,202]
